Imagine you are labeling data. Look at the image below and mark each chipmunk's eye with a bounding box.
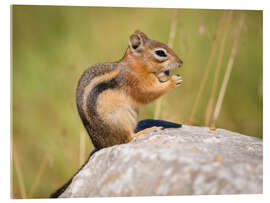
[153,49,168,61]
[155,49,167,57]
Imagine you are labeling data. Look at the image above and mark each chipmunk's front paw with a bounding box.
[171,74,182,87]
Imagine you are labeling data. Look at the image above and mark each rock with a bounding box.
[59,125,262,197]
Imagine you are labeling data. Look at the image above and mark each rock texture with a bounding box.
[60,125,263,198]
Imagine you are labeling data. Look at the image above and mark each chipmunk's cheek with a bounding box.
[155,62,169,82]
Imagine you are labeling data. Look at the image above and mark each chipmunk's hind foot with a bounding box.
[131,126,163,139]
[134,119,182,133]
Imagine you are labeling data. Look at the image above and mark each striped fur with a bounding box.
[76,63,137,149]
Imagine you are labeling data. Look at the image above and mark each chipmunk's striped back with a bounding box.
[76,62,132,149]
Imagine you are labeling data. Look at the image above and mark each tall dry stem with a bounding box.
[79,130,86,166]
[211,14,245,128]
[205,10,233,126]
[187,11,226,124]
[29,154,49,197]
[13,147,27,198]
[154,9,179,119]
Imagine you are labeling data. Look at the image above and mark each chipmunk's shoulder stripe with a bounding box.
[87,77,119,117]
[82,68,120,121]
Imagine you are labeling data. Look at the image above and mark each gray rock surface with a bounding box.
[60,125,263,197]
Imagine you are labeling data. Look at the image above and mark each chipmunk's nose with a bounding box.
[175,56,183,68]
[177,60,183,68]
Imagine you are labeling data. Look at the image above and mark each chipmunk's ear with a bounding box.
[129,30,147,53]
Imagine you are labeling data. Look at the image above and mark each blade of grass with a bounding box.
[205,10,233,126]
[210,14,245,129]
[187,11,226,125]
[154,9,179,119]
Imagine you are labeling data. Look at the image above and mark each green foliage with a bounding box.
[11,5,262,198]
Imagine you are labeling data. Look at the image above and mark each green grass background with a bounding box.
[12,5,262,198]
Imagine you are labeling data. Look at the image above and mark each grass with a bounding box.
[12,146,26,198]
[11,6,262,198]
[29,154,49,196]
[211,14,246,128]
[205,10,233,126]
[187,11,226,124]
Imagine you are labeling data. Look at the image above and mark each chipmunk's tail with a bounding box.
[134,119,182,133]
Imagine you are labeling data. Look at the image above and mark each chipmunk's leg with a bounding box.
[113,104,163,141]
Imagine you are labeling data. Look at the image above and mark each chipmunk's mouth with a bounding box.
[157,62,182,83]
[157,70,171,82]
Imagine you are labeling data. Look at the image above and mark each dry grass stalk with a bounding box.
[154,9,179,119]
[205,10,233,126]
[258,77,262,98]
[29,154,49,196]
[79,130,86,166]
[211,14,245,128]
[187,11,226,124]
[13,147,27,198]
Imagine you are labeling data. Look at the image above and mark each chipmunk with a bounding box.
[76,30,183,150]
[51,30,183,197]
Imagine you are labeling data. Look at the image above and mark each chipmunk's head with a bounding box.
[126,29,183,82]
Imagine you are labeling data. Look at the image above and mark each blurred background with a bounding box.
[11,5,262,198]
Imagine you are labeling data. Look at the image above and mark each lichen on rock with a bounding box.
[59,125,262,198]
